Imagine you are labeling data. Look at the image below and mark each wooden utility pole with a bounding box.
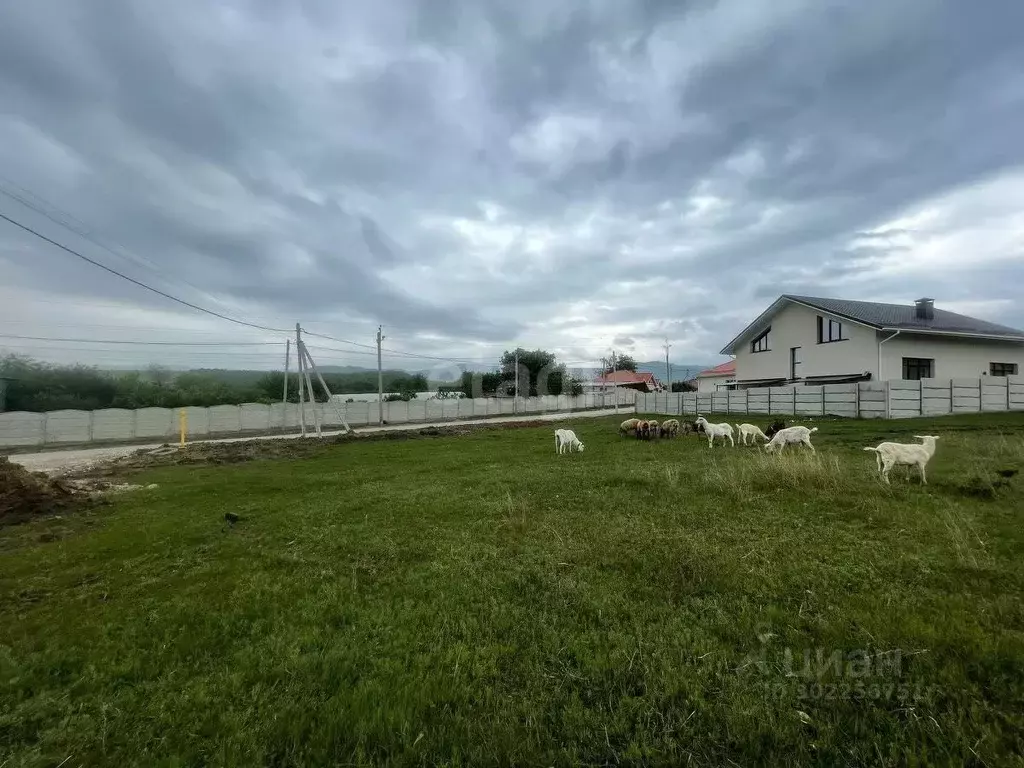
[663,338,672,392]
[611,350,618,413]
[514,350,519,412]
[297,332,353,434]
[295,324,306,437]
[282,339,291,400]
[376,325,385,426]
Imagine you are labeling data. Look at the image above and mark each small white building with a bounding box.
[695,361,736,392]
[720,295,1024,387]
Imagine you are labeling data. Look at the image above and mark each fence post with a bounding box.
[768,388,772,415]
[949,379,953,415]
[131,409,138,439]
[855,382,861,418]
[1007,378,1011,411]
[87,410,95,443]
[885,380,891,419]
[919,378,923,416]
[821,386,825,416]
[979,378,983,412]
[792,388,797,415]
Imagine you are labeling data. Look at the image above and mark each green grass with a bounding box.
[3,413,1024,766]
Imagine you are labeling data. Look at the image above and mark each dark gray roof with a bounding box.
[786,295,1024,336]
[720,294,1024,354]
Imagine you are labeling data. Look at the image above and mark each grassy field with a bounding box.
[2,412,1023,766]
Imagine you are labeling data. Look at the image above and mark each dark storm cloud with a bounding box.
[2,0,1024,369]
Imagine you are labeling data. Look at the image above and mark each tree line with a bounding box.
[0,347,591,412]
[0,355,428,412]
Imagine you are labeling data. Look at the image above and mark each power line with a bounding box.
[302,328,497,364]
[0,177,271,322]
[0,334,282,346]
[0,210,291,334]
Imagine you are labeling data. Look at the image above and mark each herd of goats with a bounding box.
[554,415,944,485]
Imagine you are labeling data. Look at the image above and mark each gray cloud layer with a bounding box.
[2,0,1023,370]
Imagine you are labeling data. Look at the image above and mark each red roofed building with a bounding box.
[592,369,664,393]
[695,360,736,392]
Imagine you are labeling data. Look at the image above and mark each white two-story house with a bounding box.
[720,295,1024,388]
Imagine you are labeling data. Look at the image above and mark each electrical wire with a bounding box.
[0,334,282,346]
[0,210,291,334]
[0,178,278,324]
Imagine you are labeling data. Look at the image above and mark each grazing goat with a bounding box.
[764,419,787,439]
[863,435,940,484]
[694,416,734,448]
[634,420,650,440]
[554,428,585,454]
[735,422,769,445]
[619,418,640,436]
[659,419,680,438]
[764,425,818,454]
[647,420,660,439]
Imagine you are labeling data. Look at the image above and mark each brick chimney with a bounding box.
[914,297,934,321]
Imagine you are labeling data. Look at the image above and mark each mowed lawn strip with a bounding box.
[2,413,1023,765]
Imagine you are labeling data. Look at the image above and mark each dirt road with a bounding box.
[7,408,625,475]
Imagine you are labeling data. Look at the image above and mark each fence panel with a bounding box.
[269,403,289,430]
[952,378,982,413]
[982,380,1009,411]
[822,384,857,417]
[384,401,409,424]
[135,407,174,439]
[1009,377,1024,410]
[0,412,45,447]
[91,408,136,442]
[768,388,796,415]
[41,410,92,444]
[747,390,769,415]
[857,383,886,418]
[182,406,210,436]
[886,381,919,419]
[921,379,952,416]
[345,401,371,426]
[239,403,272,432]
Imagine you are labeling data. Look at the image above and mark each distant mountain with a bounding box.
[570,361,714,382]
[634,360,713,382]
[316,365,379,374]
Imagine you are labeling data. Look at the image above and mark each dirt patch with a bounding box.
[0,456,102,527]
[67,419,561,479]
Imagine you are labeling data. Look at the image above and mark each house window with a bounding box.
[817,316,846,343]
[790,347,801,379]
[990,362,1019,377]
[902,357,934,380]
[751,327,771,353]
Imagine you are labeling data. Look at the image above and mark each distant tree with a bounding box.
[146,364,174,386]
[671,380,697,393]
[434,386,465,399]
[604,354,637,374]
[496,348,580,397]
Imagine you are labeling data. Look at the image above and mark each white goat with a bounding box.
[764,425,818,453]
[863,435,939,484]
[694,416,734,448]
[735,422,769,445]
[554,428,585,454]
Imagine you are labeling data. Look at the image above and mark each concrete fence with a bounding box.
[0,390,637,449]
[635,377,1024,420]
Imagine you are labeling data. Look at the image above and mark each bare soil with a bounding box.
[0,457,104,527]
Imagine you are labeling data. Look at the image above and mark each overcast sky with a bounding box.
[2,0,1023,378]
